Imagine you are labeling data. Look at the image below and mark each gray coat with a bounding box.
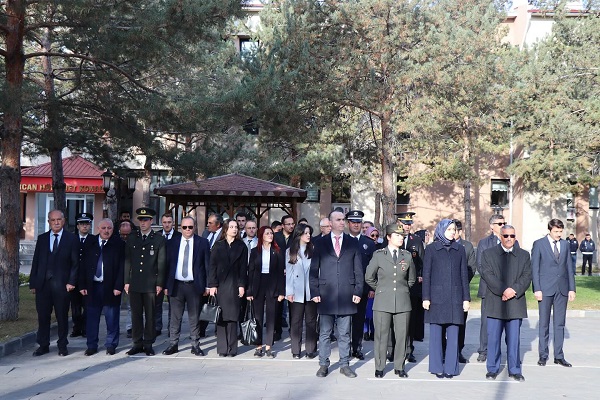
[286,248,311,303]
[480,245,532,320]
[365,247,415,313]
[422,241,471,325]
[531,236,575,296]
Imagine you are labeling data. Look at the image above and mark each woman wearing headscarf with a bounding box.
[285,223,318,359]
[246,226,285,358]
[422,219,470,378]
[365,223,416,378]
[208,219,248,357]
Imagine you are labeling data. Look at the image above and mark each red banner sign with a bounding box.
[20,177,104,194]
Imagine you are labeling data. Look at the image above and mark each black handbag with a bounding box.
[199,295,221,323]
[240,300,260,346]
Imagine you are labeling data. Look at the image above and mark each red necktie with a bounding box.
[334,235,341,257]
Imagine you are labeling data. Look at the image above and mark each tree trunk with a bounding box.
[374,192,381,230]
[50,149,67,213]
[463,179,472,242]
[461,125,472,241]
[0,0,26,321]
[380,113,396,225]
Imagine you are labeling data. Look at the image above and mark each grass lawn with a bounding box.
[469,275,600,310]
[0,285,54,344]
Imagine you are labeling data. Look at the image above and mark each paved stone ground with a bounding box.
[1,309,598,400]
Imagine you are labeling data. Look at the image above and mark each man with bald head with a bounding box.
[30,210,79,356]
[80,218,125,355]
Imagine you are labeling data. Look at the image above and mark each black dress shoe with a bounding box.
[265,349,275,358]
[316,365,328,377]
[106,347,116,355]
[306,352,317,359]
[352,350,365,360]
[218,353,227,357]
[293,354,301,359]
[339,366,357,378]
[477,353,486,362]
[162,345,178,355]
[537,357,547,366]
[228,353,237,357]
[58,348,69,356]
[32,346,49,356]
[435,373,445,379]
[253,349,264,357]
[126,347,144,356]
[144,346,155,356]
[509,373,525,381]
[444,374,454,379]
[84,348,97,356]
[70,331,83,338]
[554,358,572,367]
[406,354,417,363]
[458,353,469,363]
[191,346,205,356]
[395,369,408,378]
[486,372,498,380]
[375,370,384,378]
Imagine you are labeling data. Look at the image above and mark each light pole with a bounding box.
[101,169,137,221]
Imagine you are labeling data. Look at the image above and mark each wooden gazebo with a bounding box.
[154,173,307,226]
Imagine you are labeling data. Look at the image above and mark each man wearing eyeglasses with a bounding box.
[475,213,506,362]
[163,216,210,356]
[479,224,531,381]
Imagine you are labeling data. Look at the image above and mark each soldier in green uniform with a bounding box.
[365,223,416,378]
[124,207,166,356]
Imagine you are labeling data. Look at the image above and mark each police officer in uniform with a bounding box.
[124,207,166,356]
[71,212,93,337]
[389,212,424,363]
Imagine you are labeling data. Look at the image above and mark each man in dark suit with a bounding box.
[163,216,210,356]
[310,210,364,378]
[480,224,531,381]
[124,207,167,356]
[79,218,124,356]
[70,212,93,338]
[532,218,576,367]
[346,210,375,360]
[154,212,181,337]
[274,214,295,340]
[475,213,506,362]
[29,209,79,356]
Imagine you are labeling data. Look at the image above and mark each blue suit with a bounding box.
[531,236,575,360]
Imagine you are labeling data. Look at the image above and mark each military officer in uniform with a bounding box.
[387,212,424,363]
[71,212,93,337]
[365,223,416,378]
[124,207,167,356]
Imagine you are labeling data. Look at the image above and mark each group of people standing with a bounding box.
[28,206,582,382]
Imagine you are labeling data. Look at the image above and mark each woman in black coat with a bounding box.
[246,226,285,358]
[208,219,248,357]
[422,219,470,378]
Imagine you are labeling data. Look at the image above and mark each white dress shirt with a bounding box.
[94,237,107,282]
[175,236,194,281]
[207,228,222,249]
[331,232,344,249]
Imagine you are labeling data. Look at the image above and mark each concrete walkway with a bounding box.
[0,310,598,400]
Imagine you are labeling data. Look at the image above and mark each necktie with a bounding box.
[247,239,252,251]
[165,232,170,240]
[95,240,106,279]
[143,234,147,241]
[208,232,215,248]
[334,235,341,257]
[393,249,398,264]
[241,231,247,239]
[182,239,190,278]
[52,234,59,253]
[80,237,85,244]
[553,241,559,261]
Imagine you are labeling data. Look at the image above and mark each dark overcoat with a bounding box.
[354,235,376,293]
[79,234,125,307]
[309,233,364,315]
[422,241,470,325]
[30,230,79,291]
[480,245,532,320]
[247,246,285,298]
[208,239,248,321]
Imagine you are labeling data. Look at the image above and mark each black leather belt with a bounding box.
[177,280,193,284]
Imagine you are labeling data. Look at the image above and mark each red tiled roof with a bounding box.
[21,156,104,178]
[154,173,307,199]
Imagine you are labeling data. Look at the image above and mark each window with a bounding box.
[491,179,509,208]
[396,176,410,205]
[239,38,258,61]
[331,174,351,204]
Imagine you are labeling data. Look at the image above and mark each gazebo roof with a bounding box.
[154,173,306,199]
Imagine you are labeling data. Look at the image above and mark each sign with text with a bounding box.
[20,177,104,194]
